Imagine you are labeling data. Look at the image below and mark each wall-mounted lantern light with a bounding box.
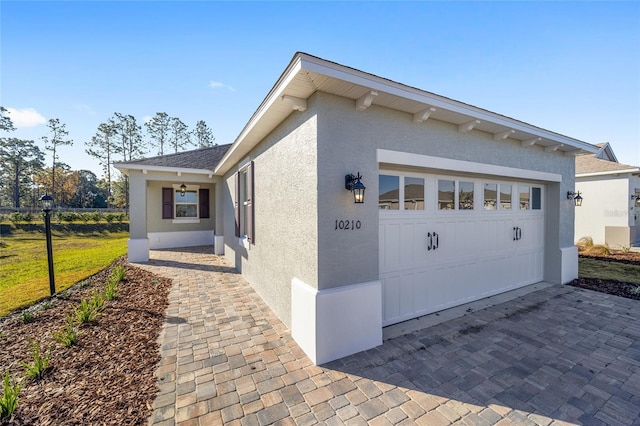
[631,194,640,206]
[345,172,366,204]
[567,191,583,207]
[180,183,187,197]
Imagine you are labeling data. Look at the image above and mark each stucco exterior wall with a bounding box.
[223,113,319,328]
[575,175,633,246]
[146,180,216,233]
[314,92,576,287]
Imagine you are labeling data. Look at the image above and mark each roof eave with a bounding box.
[214,52,598,175]
[114,163,215,177]
[576,168,640,178]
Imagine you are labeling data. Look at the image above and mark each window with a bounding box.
[161,186,210,221]
[531,187,541,210]
[459,181,474,210]
[235,161,254,242]
[438,179,455,210]
[484,184,497,210]
[519,185,530,210]
[484,183,512,211]
[500,185,512,210]
[175,190,197,217]
[404,177,425,210]
[379,175,399,210]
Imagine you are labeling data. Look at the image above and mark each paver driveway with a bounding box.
[136,247,640,426]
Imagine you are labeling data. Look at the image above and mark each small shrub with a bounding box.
[0,371,21,419]
[104,278,119,301]
[22,212,33,223]
[621,246,631,253]
[0,241,6,248]
[111,265,126,283]
[91,291,105,313]
[21,340,51,380]
[39,301,54,310]
[90,211,103,223]
[80,212,91,223]
[74,292,104,324]
[589,244,611,255]
[631,286,640,296]
[20,311,35,324]
[8,212,22,223]
[576,236,594,252]
[53,316,78,347]
[116,212,128,223]
[104,213,116,223]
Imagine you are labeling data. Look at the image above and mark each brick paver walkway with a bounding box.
[137,247,640,426]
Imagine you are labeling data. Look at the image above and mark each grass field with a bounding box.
[578,256,640,285]
[0,222,128,316]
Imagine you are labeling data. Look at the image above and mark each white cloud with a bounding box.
[209,81,235,92]
[6,107,46,128]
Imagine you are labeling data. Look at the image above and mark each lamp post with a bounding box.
[40,193,56,296]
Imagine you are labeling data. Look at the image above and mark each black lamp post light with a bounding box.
[39,193,56,296]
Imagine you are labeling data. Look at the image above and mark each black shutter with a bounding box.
[199,188,210,218]
[247,161,255,243]
[162,188,173,219]
[234,171,240,237]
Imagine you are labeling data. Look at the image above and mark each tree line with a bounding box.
[0,107,216,210]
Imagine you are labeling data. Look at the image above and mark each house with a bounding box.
[116,52,597,365]
[574,143,640,248]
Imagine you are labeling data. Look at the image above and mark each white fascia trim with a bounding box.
[115,164,215,177]
[215,58,304,175]
[298,54,597,153]
[378,149,562,182]
[576,169,639,178]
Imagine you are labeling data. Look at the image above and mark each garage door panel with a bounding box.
[380,173,545,326]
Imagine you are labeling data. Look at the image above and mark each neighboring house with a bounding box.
[116,52,597,365]
[575,143,640,248]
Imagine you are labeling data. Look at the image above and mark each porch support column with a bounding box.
[128,171,149,262]
[214,179,224,255]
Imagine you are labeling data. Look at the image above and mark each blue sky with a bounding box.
[2,1,639,176]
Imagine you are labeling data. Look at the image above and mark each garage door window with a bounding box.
[484,183,512,211]
[519,186,530,210]
[501,185,512,210]
[459,181,474,210]
[404,177,424,210]
[379,175,400,210]
[438,179,455,210]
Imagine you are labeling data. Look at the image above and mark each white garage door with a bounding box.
[379,171,544,327]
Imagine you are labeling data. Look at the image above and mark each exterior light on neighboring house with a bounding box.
[345,172,366,204]
[567,191,583,207]
[39,193,56,296]
[180,183,187,197]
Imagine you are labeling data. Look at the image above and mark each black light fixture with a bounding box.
[39,193,56,296]
[345,172,366,204]
[567,191,583,207]
[180,183,187,197]
[631,194,640,205]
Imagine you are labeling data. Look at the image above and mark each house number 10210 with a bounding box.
[335,219,361,230]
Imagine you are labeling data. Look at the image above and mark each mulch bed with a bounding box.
[0,257,171,425]
[569,251,640,301]
[1,250,638,424]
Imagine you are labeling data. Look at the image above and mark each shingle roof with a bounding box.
[117,144,232,171]
[576,154,639,175]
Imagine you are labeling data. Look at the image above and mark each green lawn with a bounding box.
[578,257,640,285]
[0,223,128,316]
